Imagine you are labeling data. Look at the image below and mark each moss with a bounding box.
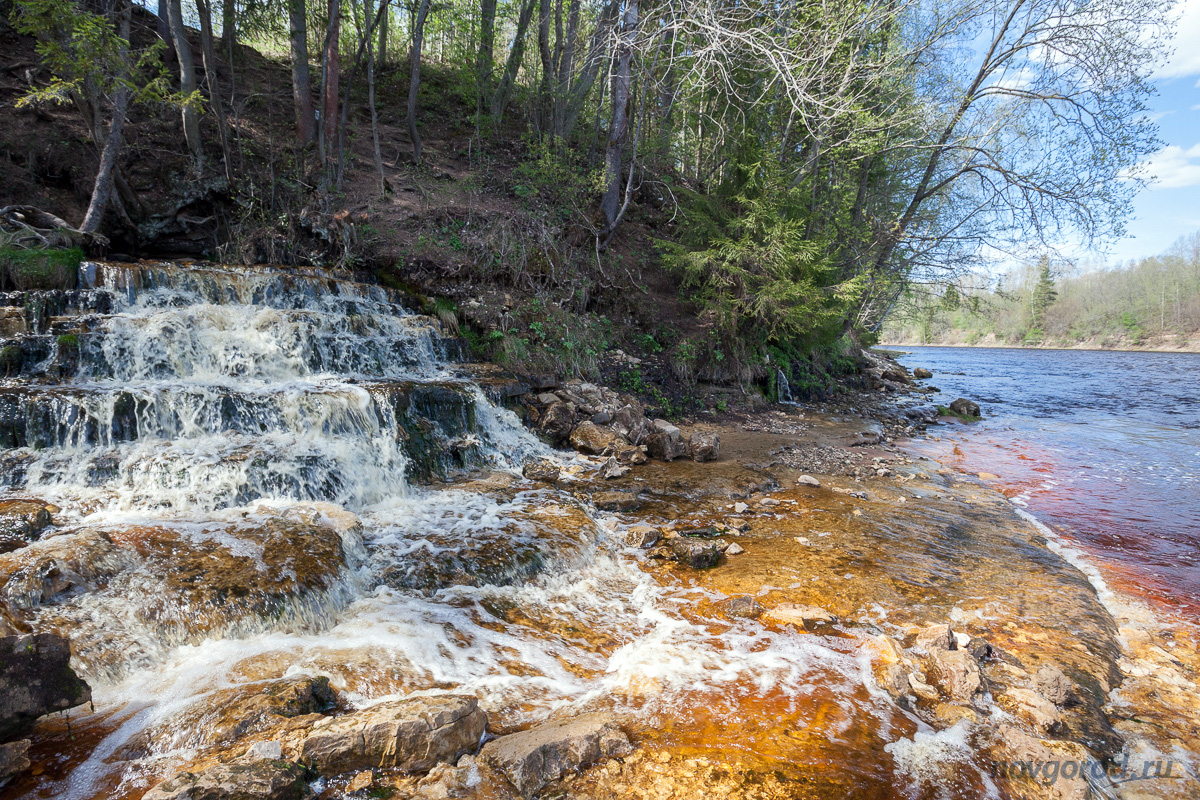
[936,404,980,422]
[0,247,83,291]
[56,333,79,349]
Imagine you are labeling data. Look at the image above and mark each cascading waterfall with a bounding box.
[0,262,898,800]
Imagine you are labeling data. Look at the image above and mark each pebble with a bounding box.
[733,502,748,513]
[725,543,745,555]
[796,475,821,487]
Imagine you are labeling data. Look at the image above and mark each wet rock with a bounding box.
[569,422,619,455]
[621,525,660,548]
[0,499,56,554]
[666,537,727,568]
[143,758,314,800]
[927,649,983,701]
[984,723,1091,800]
[591,411,613,426]
[1033,663,1071,706]
[592,492,642,512]
[613,444,649,465]
[0,598,28,637]
[763,604,836,627]
[688,432,720,462]
[346,770,374,792]
[725,542,745,556]
[948,398,981,418]
[965,637,992,661]
[300,694,486,775]
[914,623,954,652]
[0,633,91,740]
[522,460,560,483]
[204,676,336,744]
[644,432,686,462]
[796,475,821,487]
[479,712,631,798]
[538,402,576,444]
[0,739,30,787]
[716,595,764,619]
[598,457,629,480]
[1000,688,1062,734]
[904,405,939,424]
[247,741,283,760]
[414,756,518,800]
[931,703,980,728]
[907,672,941,702]
[878,664,911,698]
[913,367,933,379]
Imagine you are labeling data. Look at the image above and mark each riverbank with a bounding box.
[881,334,1200,353]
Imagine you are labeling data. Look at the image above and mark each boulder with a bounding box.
[479,712,631,798]
[913,367,933,379]
[299,694,486,775]
[927,648,983,701]
[1033,663,1071,706]
[796,475,821,487]
[644,432,686,462]
[666,537,727,568]
[522,460,561,483]
[568,422,619,456]
[537,403,576,444]
[716,596,764,619]
[1001,688,1062,734]
[610,405,648,443]
[198,676,336,745]
[948,398,981,418]
[688,432,721,462]
[0,739,30,788]
[0,633,91,740]
[142,759,314,800]
[0,500,56,554]
[613,444,649,465]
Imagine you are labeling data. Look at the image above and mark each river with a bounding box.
[894,346,1200,618]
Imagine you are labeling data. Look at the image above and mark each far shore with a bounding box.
[880,339,1200,354]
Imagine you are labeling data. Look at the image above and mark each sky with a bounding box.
[1112,0,1200,264]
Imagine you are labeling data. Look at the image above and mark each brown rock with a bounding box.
[717,596,764,619]
[763,604,836,627]
[537,402,576,444]
[143,758,314,800]
[1000,688,1062,734]
[0,633,91,740]
[927,649,982,701]
[914,623,954,652]
[0,499,55,554]
[913,367,933,379]
[621,525,660,548]
[522,460,561,483]
[667,537,726,568]
[592,492,643,512]
[1033,663,1071,706]
[688,432,721,462]
[644,432,686,461]
[299,694,486,775]
[598,457,629,480]
[0,739,30,787]
[568,422,619,455]
[479,712,631,797]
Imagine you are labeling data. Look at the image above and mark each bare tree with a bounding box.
[166,0,203,165]
[288,0,316,143]
[406,0,433,164]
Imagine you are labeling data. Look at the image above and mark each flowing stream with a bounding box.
[5,266,1194,800]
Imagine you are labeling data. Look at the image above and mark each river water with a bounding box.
[894,346,1200,618]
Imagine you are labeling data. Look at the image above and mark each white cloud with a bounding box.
[1157,0,1200,78]
[1139,143,1200,187]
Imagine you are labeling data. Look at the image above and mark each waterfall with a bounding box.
[776,367,795,404]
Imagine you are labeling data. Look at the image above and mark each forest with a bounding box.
[0,0,1179,390]
[882,232,1200,350]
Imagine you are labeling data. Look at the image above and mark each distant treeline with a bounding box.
[882,233,1200,349]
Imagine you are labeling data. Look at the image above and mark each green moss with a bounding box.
[0,247,83,290]
[936,405,980,422]
[56,333,79,349]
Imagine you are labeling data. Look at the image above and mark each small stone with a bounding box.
[598,457,629,480]
[914,623,954,652]
[716,596,763,618]
[668,537,726,568]
[591,411,613,425]
[796,475,821,487]
[965,637,992,661]
[878,664,911,698]
[763,604,836,627]
[733,502,748,513]
[688,432,721,462]
[928,649,983,701]
[913,367,933,379]
[622,525,660,548]
[522,460,561,483]
[347,770,374,792]
[725,542,745,556]
[593,492,643,512]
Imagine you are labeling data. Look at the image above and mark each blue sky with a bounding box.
[1111,0,1200,264]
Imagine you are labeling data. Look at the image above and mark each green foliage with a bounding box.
[56,333,79,349]
[0,246,82,290]
[12,0,172,110]
[511,139,604,225]
[660,156,864,355]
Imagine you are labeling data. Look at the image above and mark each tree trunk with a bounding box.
[551,0,580,139]
[367,0,386,193]
[557,0,617,139]
[475,0,497,122]
[407,0,433,164]
[221,0,236,51]
[377,2,389,64]
[490,0,537,124]
[600,0,637,232]
[196,0,233,182]
[156,0,176,64]
[321,0,341,158]
[288,0,316,143]
[537,0,552,129]
[166,0,204,165]
[82,0,133,234]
